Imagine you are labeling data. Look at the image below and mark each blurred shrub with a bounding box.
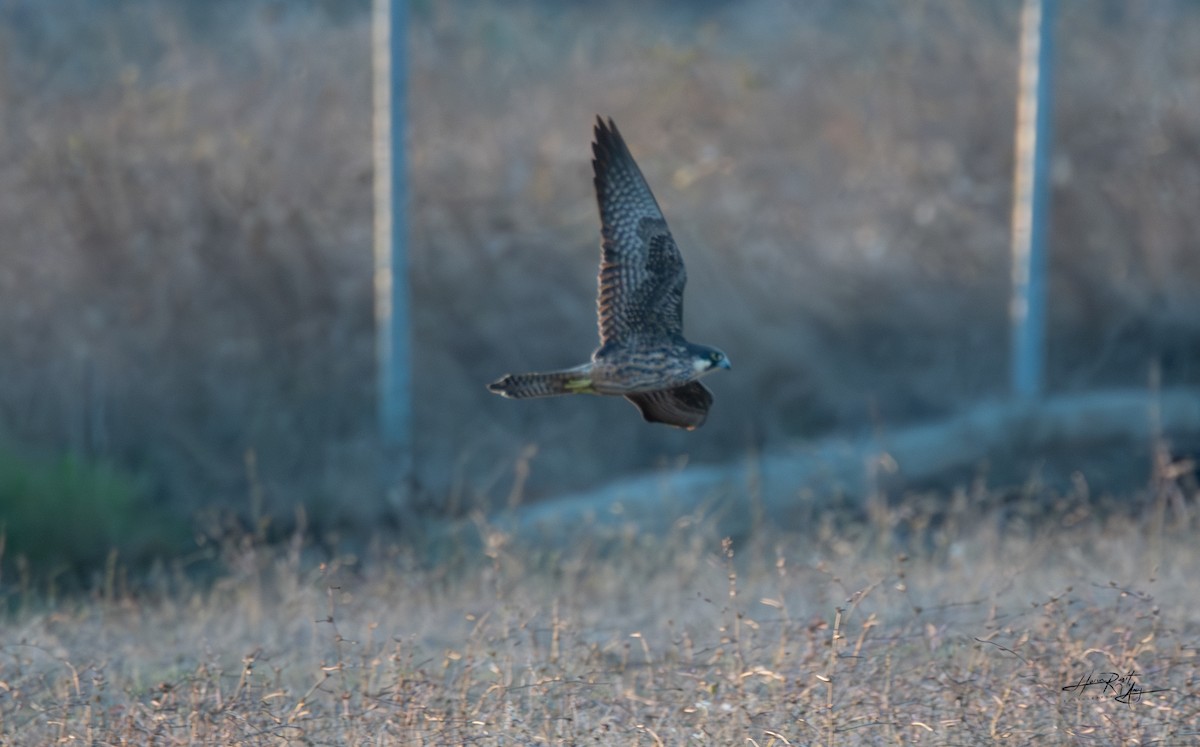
[0,0,1198,527]
[0,448,186,577]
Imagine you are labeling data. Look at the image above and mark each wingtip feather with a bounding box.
[592,115,624,160]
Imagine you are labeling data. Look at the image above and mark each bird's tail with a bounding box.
[488,365,596,398]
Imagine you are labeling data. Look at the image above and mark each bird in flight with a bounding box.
[488,116,730,429]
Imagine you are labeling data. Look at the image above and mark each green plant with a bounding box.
[0,448,185,577]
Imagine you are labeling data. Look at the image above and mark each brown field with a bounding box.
[3,479,1198,745]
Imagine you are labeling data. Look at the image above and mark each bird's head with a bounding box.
[690,345,732,375]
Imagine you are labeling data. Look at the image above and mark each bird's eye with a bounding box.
[711,352,722,362]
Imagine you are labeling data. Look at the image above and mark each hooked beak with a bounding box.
[718,357,732,370]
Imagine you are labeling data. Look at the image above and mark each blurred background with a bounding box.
[1,0,1198,571]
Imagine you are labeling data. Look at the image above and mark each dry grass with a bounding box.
[2,2,1200,520]
[2,480,1198,745]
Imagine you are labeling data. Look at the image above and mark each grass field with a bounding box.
[3,479,1197,745]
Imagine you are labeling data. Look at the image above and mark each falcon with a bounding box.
[488,116,730,429]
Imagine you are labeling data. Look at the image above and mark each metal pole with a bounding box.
[1010,0,1056,398]
[372,0,413,473]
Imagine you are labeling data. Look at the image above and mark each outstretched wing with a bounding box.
[624,381,713,430]
[592,116,687,346]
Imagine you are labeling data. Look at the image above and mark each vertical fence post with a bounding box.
[372,0,413,487]
[1010,0,1056,398]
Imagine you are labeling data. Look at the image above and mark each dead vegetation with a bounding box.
[2,476,1199,745]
